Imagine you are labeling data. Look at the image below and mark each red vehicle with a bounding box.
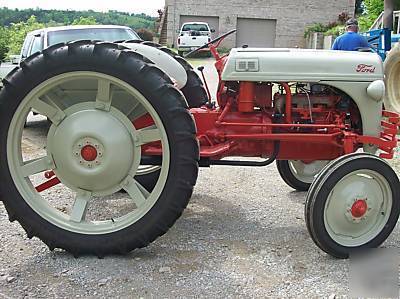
[0,30,398,259]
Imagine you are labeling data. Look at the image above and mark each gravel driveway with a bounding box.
[0,58,399,298]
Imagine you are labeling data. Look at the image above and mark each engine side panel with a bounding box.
[221,48,384,82]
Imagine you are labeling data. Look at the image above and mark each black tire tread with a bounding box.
[305,153,400,258]
[0,41,199,256]
[276,160,310,191]
[305,153,371,252]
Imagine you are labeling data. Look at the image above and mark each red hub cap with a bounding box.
[351,199,368,218]
[80,145,98,162]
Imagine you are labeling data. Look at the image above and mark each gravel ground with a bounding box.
[0,59,399,298]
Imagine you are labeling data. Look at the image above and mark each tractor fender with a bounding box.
[122,43,188,89]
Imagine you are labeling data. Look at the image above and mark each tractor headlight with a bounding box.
[367,80,385,102]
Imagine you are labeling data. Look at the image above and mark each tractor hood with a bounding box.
[221,48,384,82]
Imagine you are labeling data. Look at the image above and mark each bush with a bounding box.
[137,28,154,41]
[304,23,330,38]
[304,12,349,38]
[325,25,345,37]
[338,12,349,25]
[0,27,9,61]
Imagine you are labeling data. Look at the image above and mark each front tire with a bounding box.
[276,160,328,191]
[0,41,199,256]
[305,154,400,258]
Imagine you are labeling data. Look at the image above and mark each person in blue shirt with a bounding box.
[332,18,369,51]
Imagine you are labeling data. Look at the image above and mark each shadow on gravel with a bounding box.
[286,190,307,204]
[173,193,312,255]
[24,192,312,261]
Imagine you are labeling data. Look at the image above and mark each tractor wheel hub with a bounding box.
[48,109,135,193]
[351,199,368,218]
[81,145,97,161]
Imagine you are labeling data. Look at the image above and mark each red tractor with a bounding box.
[0,30,398,259]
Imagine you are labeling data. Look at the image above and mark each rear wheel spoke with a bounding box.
[95,79,112,111]
[31,98,66,125]
[128,104,147,121]
[43,92,67,111]
[70,191,92,223]
[21,156,54,177]
[137,126,162,145]
[122,176,150,207]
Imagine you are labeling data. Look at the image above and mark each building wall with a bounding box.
[165,0,355,48]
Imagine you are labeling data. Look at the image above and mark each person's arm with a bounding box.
[332,37,339,50]
[360,36,369,48]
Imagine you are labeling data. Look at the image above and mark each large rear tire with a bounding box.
[0,41,199,256]
[305,153,400,258]
[384,42,400,112]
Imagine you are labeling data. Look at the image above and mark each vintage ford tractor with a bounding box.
[0,30,399,259]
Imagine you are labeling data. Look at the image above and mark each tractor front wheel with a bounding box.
[305,153,400,258]
[0,41,199,256]
[276,160,328,191]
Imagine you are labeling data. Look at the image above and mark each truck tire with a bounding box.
[305,153,400,258]
[131,41,208,107]
[0,41,199,257]
[384,43,400,112]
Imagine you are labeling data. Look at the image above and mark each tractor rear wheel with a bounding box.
[0,41,199,256]
[305,153,400,258]
[384,42,400,112]
[276,160,328,191]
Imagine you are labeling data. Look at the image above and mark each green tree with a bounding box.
[71,16,97,25]
[358,0,400,31]
[358,0,384,31]
[355,0,364,14]
[0,8,157,57]
[7,15,44,55]
[0,8,156,31]
[0,27,9,61]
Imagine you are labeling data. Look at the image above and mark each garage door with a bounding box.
[179,15,219,39]
[236,18,276,48]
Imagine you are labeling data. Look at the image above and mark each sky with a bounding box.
[0,0,165,16]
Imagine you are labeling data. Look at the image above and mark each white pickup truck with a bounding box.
[0,24,208,110]
[0,25,141,88]
[176,22,214,56]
